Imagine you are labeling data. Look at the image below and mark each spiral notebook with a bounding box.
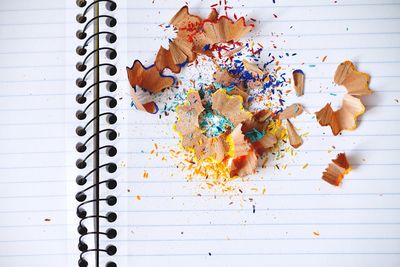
[0,0,400,266]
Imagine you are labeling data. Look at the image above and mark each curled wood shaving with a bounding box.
[174,91,206,156]
[322,153,351,186]
[242,59,264,77]
[334,60,371,96]
[316,60,371,135]
[252,133,277,156]
[211,89,252,126]
[127,60,175,93]
[155,6,203,73]
[242,109,273,134]
[315,94,365,136]
[213,68,237,87]
[230,123,251,158]
[229,149,258,177]
[227,86,249,102]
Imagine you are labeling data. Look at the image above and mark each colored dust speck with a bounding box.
[143,170,149,179]
[262,187,267,194]
[302,163,309,169]
[313,231,320,236]
[136,195,142,200]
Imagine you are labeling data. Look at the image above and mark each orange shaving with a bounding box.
[286,119,303,149]
[211,89,252,126]
[322,153,351,186]
[230,123,251,158]
[252,133,277,155]
[174,90,232,161]
[227,124,258,177]
[316,61,371,135]
[193,16,254,54]
[127,60,175,93]
[292,69,305,96]
[334,60,371,96]
[213,68,238,87]
[155,6,202,73]
[315,94,365,136]
[155,6,221,73]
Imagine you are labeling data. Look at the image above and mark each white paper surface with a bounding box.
[116,1,400,266]
[0,0,72,266]
[0,0,399,266]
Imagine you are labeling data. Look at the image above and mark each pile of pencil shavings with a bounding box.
[126,5,372,186]
[126,6,253,113]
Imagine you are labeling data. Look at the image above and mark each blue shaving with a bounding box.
[203,44,211,51]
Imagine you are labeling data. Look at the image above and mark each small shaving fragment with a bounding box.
[292,69,305,96]
[322,153,351,186]
[130,88,159,114]
[227,85,249,101]
[242,59,264,77]
[213,68,237,87]
[286,119,303,148]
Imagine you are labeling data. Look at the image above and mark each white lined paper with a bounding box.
[118,1,400,267]
[0,0,74,266]
[0,0,399,266]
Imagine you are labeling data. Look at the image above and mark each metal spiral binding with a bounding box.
[75,0,118,266]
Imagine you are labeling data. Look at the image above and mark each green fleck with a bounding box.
[199,108,234,137]
[245,128,266,143]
